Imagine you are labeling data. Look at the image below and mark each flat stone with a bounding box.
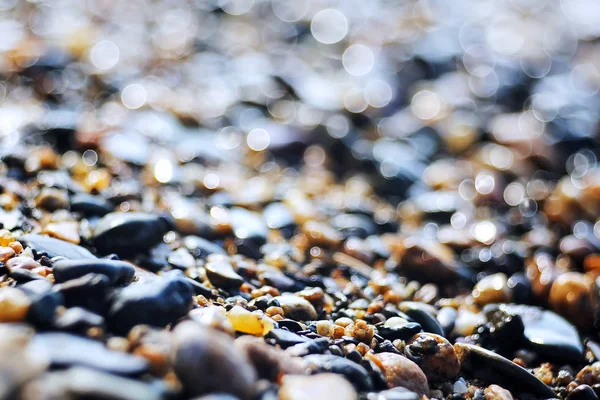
[20,367,163,400]
[52,259,135,285]
[454,342,556,398]
[20,234,96,260]
[29,333,148,375]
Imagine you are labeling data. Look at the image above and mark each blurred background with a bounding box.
[1,0,600,207]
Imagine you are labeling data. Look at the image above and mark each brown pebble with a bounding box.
[373,352,429,397]
[0,287,31,323]
[279,374,357,400]
[472,273,511,306]
[36,187,69,211]
[405,333,460,383]
[484,384,514,400]
[548,272,595,326]
[234,336,305,381]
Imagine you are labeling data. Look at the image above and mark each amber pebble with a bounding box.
[405,333,460,383]
[526,252,560,301]
[576,362,600,386]
[0,230,15,247]
[484,384,514,400]
[43,221,81,244]
[8,241,23,254]
[279,374,357,400]
[226,306,274,336]
[373,352,429,397]
[0,247,15,263]
[549,272,595,327]
[0,287,31,323]
[472,273,512,307]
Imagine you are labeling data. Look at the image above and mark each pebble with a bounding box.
[42,221,81,245]
[376,317,422,341]
[36,187,69,211]
[20,279,62,328]
[107,270,193,334]
[566,385,599,400]
[399,302,445,337]
[472,273,512,307]
[172,321,257,399]
[20,234,97,260]
[502,304,584,362]
[53,273,110,314]
[184,235,226,259]
[20,367,162,400]
[484,384,514,400]
[303,354,373,391]
[454,342,555,398]
[69,193,113,217]
[52,259,135,285]
[274,295,318,321]
[167,248,196,270]
[205,258,244,289]
[0,287,31,323]
[92,212,171,255]
[234,336,305,381]
[405,333,460,383]
[188,306,234,335]
[29,333,148,375]
[548,272,595,327]
[54,307,105,333]
[372,353,429,397]
[279,374,358,400]
[227,306,275,336]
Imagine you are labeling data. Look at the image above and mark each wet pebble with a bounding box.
[503,304,584,362]
[274,295,318,321]
[372,352,429,397]
[567,385,599,400]
[52,258,135,285]
[303,354,373,391]
[53,273,111,314]
[69,193,113,217]
[205,258,244,289]
[404,333,460,383]
[172,321,257,399]
[20,234,97,260]
[454,342,555,398]
[93,212,171,255]
[399,302,444,337]
[107,270,193,334]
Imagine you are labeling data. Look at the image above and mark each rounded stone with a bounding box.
[373,352,429,397]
